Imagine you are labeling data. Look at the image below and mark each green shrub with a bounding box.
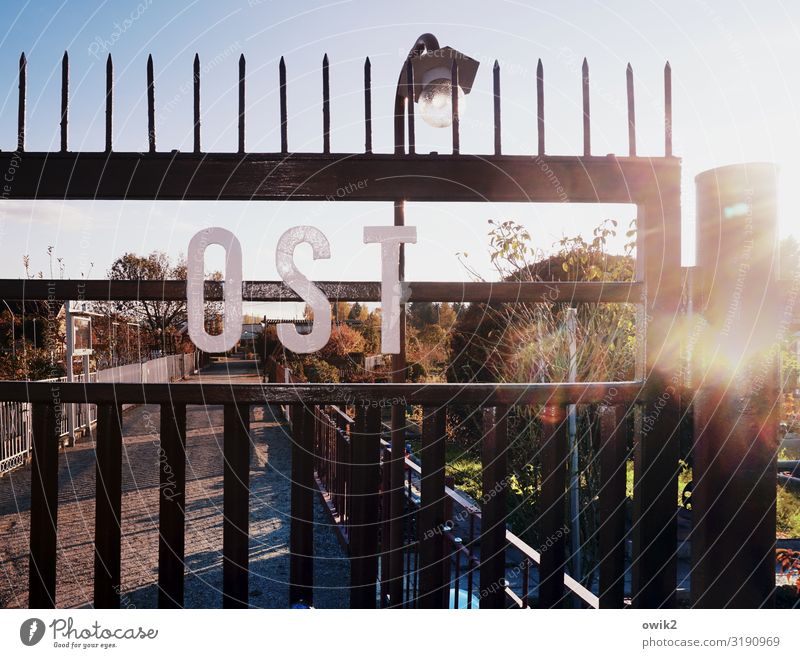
[777,487,800,538]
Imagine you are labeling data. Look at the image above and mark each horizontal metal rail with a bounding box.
[0,381,642,406]
[0,152,679,203]
[0,279,642,304]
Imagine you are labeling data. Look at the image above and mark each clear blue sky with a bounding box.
[0,0,798,315]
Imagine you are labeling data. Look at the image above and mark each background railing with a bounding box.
[312,402,611,608]
[0,351,198,475]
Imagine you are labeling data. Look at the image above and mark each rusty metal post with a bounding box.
[692,163,781,608]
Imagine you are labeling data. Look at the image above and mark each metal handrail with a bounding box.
[0,380,643,405]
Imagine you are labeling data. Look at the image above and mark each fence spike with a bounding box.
[405,58,415,155]
[493,60,501,155]
[279,56,288,153]
[322,54,330,153]
[238,54,245,153]
[626,63,636,157]
[582,57,590,156]
[60,51,69,152]
[193,54,200,153]
[364,57,372,154]
[147,54,155,153]
[105,54,113,152]
[451,59,460,155]
[18,52,26,152]
[664,61,672,156]
[537,58,544,156]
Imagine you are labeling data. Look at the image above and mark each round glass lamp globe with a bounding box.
[418,78,465,128]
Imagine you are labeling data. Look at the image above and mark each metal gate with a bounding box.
[0,40,688,610]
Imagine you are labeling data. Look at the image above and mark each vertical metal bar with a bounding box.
[631,170,682,608]
[322,408,329,480]
[279,56,288,153]
[411,532,421,608]
[522,559,530,608]
[350,404,381,608]
[158,402,187,608]
[566,308,581,584]
[598,405,627,608]
[452,538,462,608]
[664,61,672,156]
[60,51,68,152]
[389,201,407,608]
[442,480,453,593]
[324,412,330,484]
[336,413,347,520]
[493,60,501,156]
[451,60,460,155]
[582,58,590,157]
[394,82,406,155]
[537,58,545,156]
[380,447,391,605]
[405,470,413,605]
[318,410,326,486]
[417,406,447,608]
[538,405,568,608]
[395,197,405,321]
[466,514,475,608]
[626,63,636,157]
[193,54,200,153]
[625,63,636,157]
[238,54,245,154]
[480,405,508,608]
[322,54,330,154]
[105,54,113,152]
[330,414,336,489]
[94,403,122,608]
[364,57,372,154]
[347,433,353,536]
[405,59,415,155]
[313,411,320,479]
[222,403,250,608]
[289,404,314,605]
[28,400,58,607]
[17,52,26,152]
[147,54,155,153]
[343,420,351,530]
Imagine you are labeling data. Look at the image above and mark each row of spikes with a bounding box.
[14,52,672,157]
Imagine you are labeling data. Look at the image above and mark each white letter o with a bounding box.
[187,227,243,353]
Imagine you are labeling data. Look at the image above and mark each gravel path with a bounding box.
[0,358,349,609]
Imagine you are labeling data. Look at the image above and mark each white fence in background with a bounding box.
[0,352,199,475]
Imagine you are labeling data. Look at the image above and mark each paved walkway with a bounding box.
[0,358,349,609]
